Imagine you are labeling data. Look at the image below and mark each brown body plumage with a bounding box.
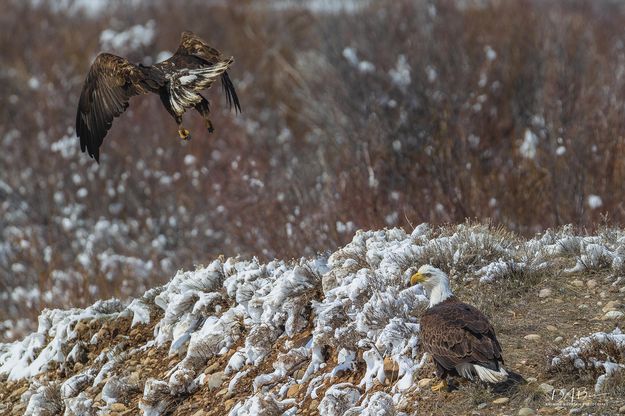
[411,265,522,392]
[420,296,505,382]
[76,31,241,162]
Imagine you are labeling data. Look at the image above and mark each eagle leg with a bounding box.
[195,95,214,133]
[205,119,214,133]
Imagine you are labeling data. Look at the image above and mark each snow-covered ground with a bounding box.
[1,224,625,415]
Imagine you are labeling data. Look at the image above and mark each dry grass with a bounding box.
[413,222,519,273]
[549,332,625,384]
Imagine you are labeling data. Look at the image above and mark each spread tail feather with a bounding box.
[474,364,509,383]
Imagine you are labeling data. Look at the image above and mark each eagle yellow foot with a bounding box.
[431,380,448,392]
[178,128,191,141]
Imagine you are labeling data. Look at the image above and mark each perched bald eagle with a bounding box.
[76,31,241,162]
[411,265,522,392]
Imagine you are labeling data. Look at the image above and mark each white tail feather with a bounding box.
[474,364,508,383]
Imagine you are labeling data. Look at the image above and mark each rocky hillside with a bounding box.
[1,224,625,415]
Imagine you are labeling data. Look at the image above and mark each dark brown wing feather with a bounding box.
[76,53,147,162]
[171,31,241,113]
[178,31,222,64]
[421,297,503,372]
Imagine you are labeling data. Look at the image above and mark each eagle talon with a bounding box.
[178,128,191,141]
[431,379,447,392]
[206,120,214,133]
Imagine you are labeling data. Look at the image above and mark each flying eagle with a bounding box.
[411,265,522,392]
[76,31,241,162]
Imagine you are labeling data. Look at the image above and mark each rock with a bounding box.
[518,408,536,416]
[418,378,433,388]
[204,361,221,374]
[569,408,582,415]
[603,311,624,320]
[538,407,558,415]
[207,371,226,390]
[95,327,110,340]
[619,404,625,414]
[128,372,141,384]
[524,334,541,341]
[293,368,306,380]
[492,397,509,405]
[286,384,301,398]
[383,356,399,382]
[538,383,554,394]
[74,320,90,336]
[110,403,127,412]
[538,288,552,298]
[477,403,488,409]
[586,279,597,289]
[571,280,584,287]
[526,377,537,383]
[554,336,563,343]
[578,304,588,309]
[546,325,557,332]
[602,300,622,312]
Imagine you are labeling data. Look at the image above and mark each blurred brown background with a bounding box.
[1,0,624,341]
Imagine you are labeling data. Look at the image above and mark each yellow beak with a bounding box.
[411,272,425,285]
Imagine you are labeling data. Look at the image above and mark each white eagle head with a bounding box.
[410,265,453,307]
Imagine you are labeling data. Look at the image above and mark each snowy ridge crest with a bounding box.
[2,223,625,414]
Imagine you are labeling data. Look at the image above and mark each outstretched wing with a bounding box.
[76,53,147,162]
[171,31,241,113]
[178,31,223,64]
